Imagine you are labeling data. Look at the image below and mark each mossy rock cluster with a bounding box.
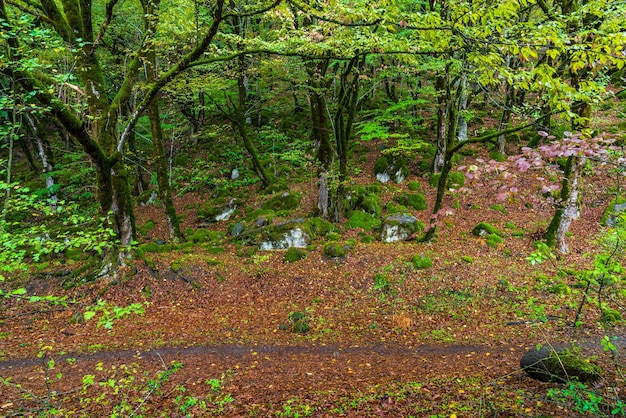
[262,192,301,213]
[344,185,382,217]
[520,346,602,384]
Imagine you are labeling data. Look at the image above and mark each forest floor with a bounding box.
[1,139,625,417]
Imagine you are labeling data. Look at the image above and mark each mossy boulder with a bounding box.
[374,156,409,184]
[324,242,348,258]
[284,247,307,263]
[381,214,424,243]
[472,222,503,237]
[307,217,336,237]
[345,210,381,231]
[520,346,602,384]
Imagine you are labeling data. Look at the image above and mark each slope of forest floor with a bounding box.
[1,138,625,417]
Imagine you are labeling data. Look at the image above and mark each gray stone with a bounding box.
[381,214,422,243]
[606,202,626,227]
[254,217,269,227]
[520,345,602,383]
[230,222,245,236]
[259,227,310,250]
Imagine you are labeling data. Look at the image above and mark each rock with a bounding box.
[230,222,245,237]
[231,168,239,180]
[381,214,424,243]
[605,201,626,227]
[259,227,310,250]
[254,217,269,227]
[520,346,602,383]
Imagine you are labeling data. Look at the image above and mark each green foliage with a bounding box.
[461,255,473,264]
[0,183,114,274]
[83,300,145,329]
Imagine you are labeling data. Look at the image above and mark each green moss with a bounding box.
[324,242,347,258]
[374,156,390,174]
[360,235,375,243]
[345,211,381,231]
[326,232,342,241]
[407,181,422,192]
[262,192,301,212]
[448,172,465,187]
[601,195,626,226]
[545,349,602,383]
[490,204,508,214]
[489,150,506,162]
[289,311,306,322]
[395,192,427,211]
[171,261,182,273]
[504,221,516,229]
[461,255,473,264]
[307,217,335,237]
[471,222,502,237]
[139,242,159,253]
[284,247,307,263]
[412,254,433,269]
[264,180,289,194]
[385,201,408,214]
[429,173,441,188]
[486,234,503,247]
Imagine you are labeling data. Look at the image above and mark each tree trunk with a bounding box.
[546,156,584,253]
[433,73,450,174]
[143,14,186,243]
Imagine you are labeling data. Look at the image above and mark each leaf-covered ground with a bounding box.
[1,140,625,417]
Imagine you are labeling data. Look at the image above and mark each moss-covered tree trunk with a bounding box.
[330,55,364,222]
